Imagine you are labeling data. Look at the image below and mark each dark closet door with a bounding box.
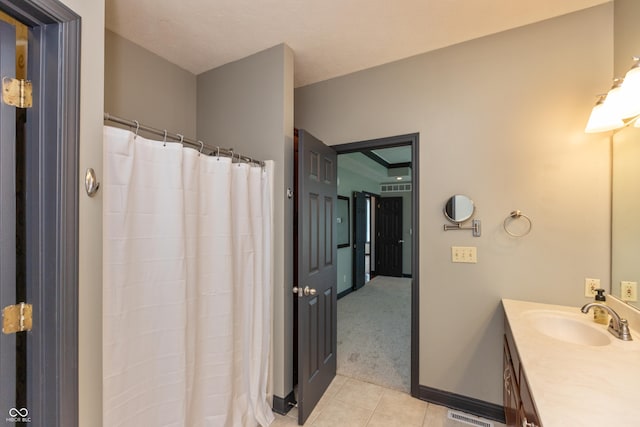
[376,197,403,277]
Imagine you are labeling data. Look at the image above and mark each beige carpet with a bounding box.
[337,276,411,392]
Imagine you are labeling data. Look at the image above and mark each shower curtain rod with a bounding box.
[104,112,265,167]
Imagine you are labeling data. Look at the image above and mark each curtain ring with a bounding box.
[229,149,234,163]
[216,146,220,161]
[503,210,532,237]
[163,130,167,147]
[133,120,140,139]
[198,140,204,156]
[177,133,184,144]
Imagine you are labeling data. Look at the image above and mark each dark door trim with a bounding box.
[359,190,379,280]
[0,1,80,425]
[352,191,367,290]
[333,132,419,397]
[0,18,18,421]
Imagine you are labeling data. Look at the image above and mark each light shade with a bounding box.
[618,61,640,118]
[585,95,625,133]
[601,79,625,116]
[584,58,640,133]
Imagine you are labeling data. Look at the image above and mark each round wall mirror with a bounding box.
[444,194,475,224]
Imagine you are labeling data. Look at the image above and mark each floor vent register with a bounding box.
[447,409,494,427]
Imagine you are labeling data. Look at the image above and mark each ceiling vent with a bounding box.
[380,182,412,193]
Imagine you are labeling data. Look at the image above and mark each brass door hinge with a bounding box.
[2,76,32,108]
[2,303,33,334]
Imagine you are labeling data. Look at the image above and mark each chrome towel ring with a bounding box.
[503,210,532,237]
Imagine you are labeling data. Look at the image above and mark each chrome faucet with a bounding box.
[581,303,633,341]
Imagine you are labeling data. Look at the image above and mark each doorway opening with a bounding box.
[334,133,419,396]
[353,191,377,287]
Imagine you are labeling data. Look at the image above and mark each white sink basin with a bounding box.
[523,310,611,346]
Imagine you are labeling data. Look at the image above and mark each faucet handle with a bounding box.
[608,317,633,341]
[617,319,633,341]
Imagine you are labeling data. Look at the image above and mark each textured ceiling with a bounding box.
[106,0,609,87]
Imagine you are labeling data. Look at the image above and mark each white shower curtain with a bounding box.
[102,125,274,427]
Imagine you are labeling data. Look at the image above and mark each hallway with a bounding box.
[337,276,411,392]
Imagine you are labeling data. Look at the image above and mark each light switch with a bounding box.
[451,246,477,263]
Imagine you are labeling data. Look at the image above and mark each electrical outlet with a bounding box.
[584,278,600,297]
[621,281,638,302]
[451,246,477,263]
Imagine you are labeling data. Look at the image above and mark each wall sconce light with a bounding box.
[585,94,625,133]
[618,57,640,118]
[585,57,640,133]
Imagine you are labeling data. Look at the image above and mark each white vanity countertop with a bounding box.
[502,299,640,427]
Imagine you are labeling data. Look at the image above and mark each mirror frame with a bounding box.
[444,194,475,224]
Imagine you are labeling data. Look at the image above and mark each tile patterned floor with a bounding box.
[271,375,506,427]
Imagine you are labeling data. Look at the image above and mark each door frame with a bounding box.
[362,191,378,281]
[333,132,419,397]
[351,191,367,290]
[0,17,18,423]
[0,1,80,425]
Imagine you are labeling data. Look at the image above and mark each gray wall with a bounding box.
[295,4,612,405]
[196,44,295,399]
[104,30,197,135]
[614,0,640,77]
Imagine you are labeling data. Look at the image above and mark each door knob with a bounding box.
[398,239,405,243]
[304,286,317,296]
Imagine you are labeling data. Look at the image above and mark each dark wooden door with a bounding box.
[376,197,403,277]
[352,191,367,290]
[295,130,337,424]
